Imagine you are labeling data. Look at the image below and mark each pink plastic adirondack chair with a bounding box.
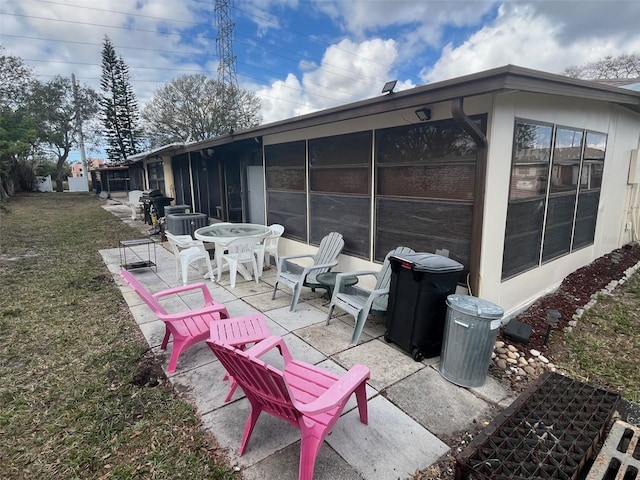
[120,269,229,373]
[207,335,370,480]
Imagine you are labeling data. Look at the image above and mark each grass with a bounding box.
[0,193,236,480]
[553,269,640,403]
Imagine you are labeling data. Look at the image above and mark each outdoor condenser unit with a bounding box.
[165,213,208,237]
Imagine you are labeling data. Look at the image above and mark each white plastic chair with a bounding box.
[165,231,215,285]
[254,224,285,275]
[218,237,261,288]
[127,190,143,220]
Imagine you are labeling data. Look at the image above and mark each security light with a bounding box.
[415,108,432,121]
[382,80,397,94]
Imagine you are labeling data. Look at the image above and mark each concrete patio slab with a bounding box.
[242,441,363,480]
[294,317,371,356]
[201,398,301,469]
[169,358,240,414]
[266,303,328,331]
[333,339,425,391]
[384,365,497,437]
[242,290,293,312]
[327,395,449,479]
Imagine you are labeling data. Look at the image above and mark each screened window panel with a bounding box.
[265,141,306,191]
[310,194,369,257]
[502,198,544,279]
[309,131,371,167]
[542,194,576,263]
[375,197,472,279]
[266,191,307,241]
[378,164,475,200]
[376,117,483,165]
[265,168,305,191]
[310,167,369,194]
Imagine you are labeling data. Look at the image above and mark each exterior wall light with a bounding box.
[382,80,397,94]
[415,108,432,121]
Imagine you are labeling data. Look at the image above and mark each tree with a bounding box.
[141,73,261,147]
[0,46,37,198]
[564,53,640,79]
[100,36,143,163]
[29,76,99,192]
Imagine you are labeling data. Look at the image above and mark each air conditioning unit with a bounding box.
[166,213,208,237]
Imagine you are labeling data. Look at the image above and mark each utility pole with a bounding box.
[71,73,89,186]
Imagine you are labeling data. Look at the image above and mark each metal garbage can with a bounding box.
[440,295,504,388]
[164,204,191,215]
[385,253,464,361]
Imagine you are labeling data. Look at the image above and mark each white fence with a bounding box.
[67,176,89,192]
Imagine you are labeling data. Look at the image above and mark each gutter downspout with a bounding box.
[451,98,488,297]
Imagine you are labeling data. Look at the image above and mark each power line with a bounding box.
[2,6,393,88]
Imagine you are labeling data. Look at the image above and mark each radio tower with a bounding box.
[215,0,238,88]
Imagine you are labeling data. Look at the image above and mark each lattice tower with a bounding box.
[215,0,238,87]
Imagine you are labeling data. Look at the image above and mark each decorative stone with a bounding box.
[524,366,536,375]
[496,358,507,369]
[495,347,507,354]
[538,355,549,364]
[564,326,573,333]
[498,353,507,359]
[495,340,505,348]
[507,345,517,352]
[518,357,528,366]
[569,320,578,327]
[506,357,517,364]
[491,352,496,359]
[530,349,541,357]
[507,351,517,359]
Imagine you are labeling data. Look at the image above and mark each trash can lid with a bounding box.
[446,294,504,319]
[390,252,464,273]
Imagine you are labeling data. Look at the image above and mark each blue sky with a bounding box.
[1,0,640,163]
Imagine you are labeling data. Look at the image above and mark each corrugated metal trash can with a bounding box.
[440,295,504,388]
[385,253,463,361]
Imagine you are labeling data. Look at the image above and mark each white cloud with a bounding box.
[256,38,414,124]
[422,2,640,83]
[314,0,497,41]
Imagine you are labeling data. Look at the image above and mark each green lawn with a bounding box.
[556,272,640,402]
[0,193,236,480]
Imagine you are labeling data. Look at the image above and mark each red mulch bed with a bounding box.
[497,243,640,354]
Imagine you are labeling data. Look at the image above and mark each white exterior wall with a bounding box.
[481,91,640,317]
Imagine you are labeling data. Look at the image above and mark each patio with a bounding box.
[100,199,516,480]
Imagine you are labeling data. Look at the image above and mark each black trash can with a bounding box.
[385,253,463,361]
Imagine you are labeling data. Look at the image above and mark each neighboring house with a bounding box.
[70,163,85,178]
[128,65,640,317]
[89,159,144,193]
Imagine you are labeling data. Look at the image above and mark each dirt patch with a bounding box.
[131,350,166,388]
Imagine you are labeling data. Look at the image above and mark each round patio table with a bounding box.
[194,223,271,282]
[316,272,358,302]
